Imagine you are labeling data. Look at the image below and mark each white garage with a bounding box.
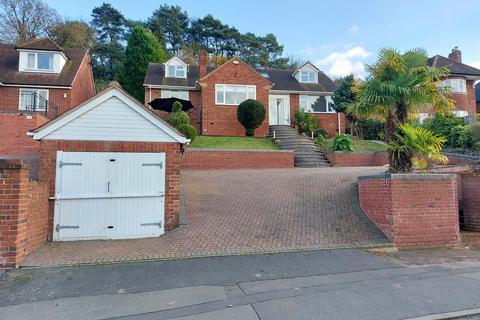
[32,83,188,241]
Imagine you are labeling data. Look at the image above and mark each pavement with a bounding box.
[2,248,480,319]
[23,167,389,267]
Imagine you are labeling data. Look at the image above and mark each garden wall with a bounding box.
[0,159,49,268]
[327,151,387,167]
[358,173,460,248]
[181,149,294,170]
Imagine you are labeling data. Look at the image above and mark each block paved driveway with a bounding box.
[23,167,390,267]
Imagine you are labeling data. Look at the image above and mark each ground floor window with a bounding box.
[299,95,335,113]
[19,88,49,111]
[161,90,189,100]
[215,84,256,105]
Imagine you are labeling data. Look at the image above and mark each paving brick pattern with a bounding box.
[23,167,390,267]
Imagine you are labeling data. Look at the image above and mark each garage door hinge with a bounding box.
[59,161,82,168]
[56,224,80,232]
[140,222,162,228]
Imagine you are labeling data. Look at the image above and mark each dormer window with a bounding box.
[300,71,315,83]
[27,52,54,71]
[167,65,186,78]
[164,56,188,78]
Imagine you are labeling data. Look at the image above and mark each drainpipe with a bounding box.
[149,85,152,103]
[337,113,341,134]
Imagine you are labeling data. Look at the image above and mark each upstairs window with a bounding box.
[166,64,186,78]
[161,90,189,100]
[215,84,256,105]
[26,52,54,71]
[439,78,467,93]
[299,71,316,83]
[300,95,335,113]
[19,89,48,111]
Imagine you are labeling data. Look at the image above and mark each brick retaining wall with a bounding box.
[327,151,387,167]
[462,172,480,231]
[181,149,294,170]
[358,173,460,248]
[0,159,49,267]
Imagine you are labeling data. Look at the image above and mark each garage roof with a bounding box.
[32,83,188,144]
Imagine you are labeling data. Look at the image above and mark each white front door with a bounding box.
[53,151,166,241]
[269,95,290,125]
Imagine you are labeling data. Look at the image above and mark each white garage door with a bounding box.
[53,151,166,241]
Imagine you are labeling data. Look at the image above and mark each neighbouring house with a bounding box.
[0,38,95,155]
[476,83,480,113]
[426,47,480,120]
[144,50,345,137]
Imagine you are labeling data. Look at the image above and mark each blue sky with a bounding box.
[45,0,480,77]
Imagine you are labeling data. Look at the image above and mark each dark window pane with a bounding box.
[311,96,326,112]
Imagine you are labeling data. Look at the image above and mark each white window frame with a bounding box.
[215,84,256,106]
[19,88,49,111]
[25,52,54,71]
[165,64,187,78]
[299,71,315,83]
[160,90,189,100]
[440,78,467,94]
[299,95,335,113]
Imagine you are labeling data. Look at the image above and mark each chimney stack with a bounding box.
[448,46,462,63]
[199,49,208,79]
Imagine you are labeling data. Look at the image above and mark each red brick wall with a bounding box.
[144,88,202,132]
[39,140,182,235]
[451,79,476,115]
[0,159,49,267]
[358,174,460,248]
[70,52,96,109]
[327,151,388,166]
[199,58,272,137]
[289,94,299,126]
[312,113,346,137]
[462,172,480,231]
[181,149,294,170]
[0,114,49,155]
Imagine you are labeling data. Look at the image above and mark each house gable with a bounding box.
[33,86,187,143]
[164,56,188,79]
[293,62,320,84]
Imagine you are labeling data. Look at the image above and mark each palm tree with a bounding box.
[387,124,448,172]
[348,48,454,172]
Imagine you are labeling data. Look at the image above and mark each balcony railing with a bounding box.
[0,90,59,119]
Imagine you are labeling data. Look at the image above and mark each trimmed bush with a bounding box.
[450,125,473,149]
[237,99,266,136]
[332,134,353,152]
[167,111,190,128]
[172,101,182,112]
[470,123,480,141]
[177,123,197,141]
[423,113,465,147]
[354,119,385,140]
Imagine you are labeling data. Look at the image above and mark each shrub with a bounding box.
[302,113,318,134]
[294,110,306,126]
[354,119,385,140]
[450,124,473,149]
[470,123,480,141]
[332,134,353,152]
[172,101,182,113]
[423,113,465,147]
[473,141,480,152]
[237,99,266,136]
[316,134,327,146]
[313,128,328,138]
[177,124,197,141]
[166,111,190,128]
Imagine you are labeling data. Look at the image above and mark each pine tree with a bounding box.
[121,26,168,102]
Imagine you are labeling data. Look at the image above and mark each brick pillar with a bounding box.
[462,171,480,231]
[0,160,30,267]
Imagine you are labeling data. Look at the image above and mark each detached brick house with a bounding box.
[0,38,95,155]
[428,47,480,118]
[144,51,344,137]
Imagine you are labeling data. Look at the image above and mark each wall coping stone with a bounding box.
[358,172,455,181]
[187,148,294,153]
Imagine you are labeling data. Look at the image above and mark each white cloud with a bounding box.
[315,46,371,78]
[349,24,359,33]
